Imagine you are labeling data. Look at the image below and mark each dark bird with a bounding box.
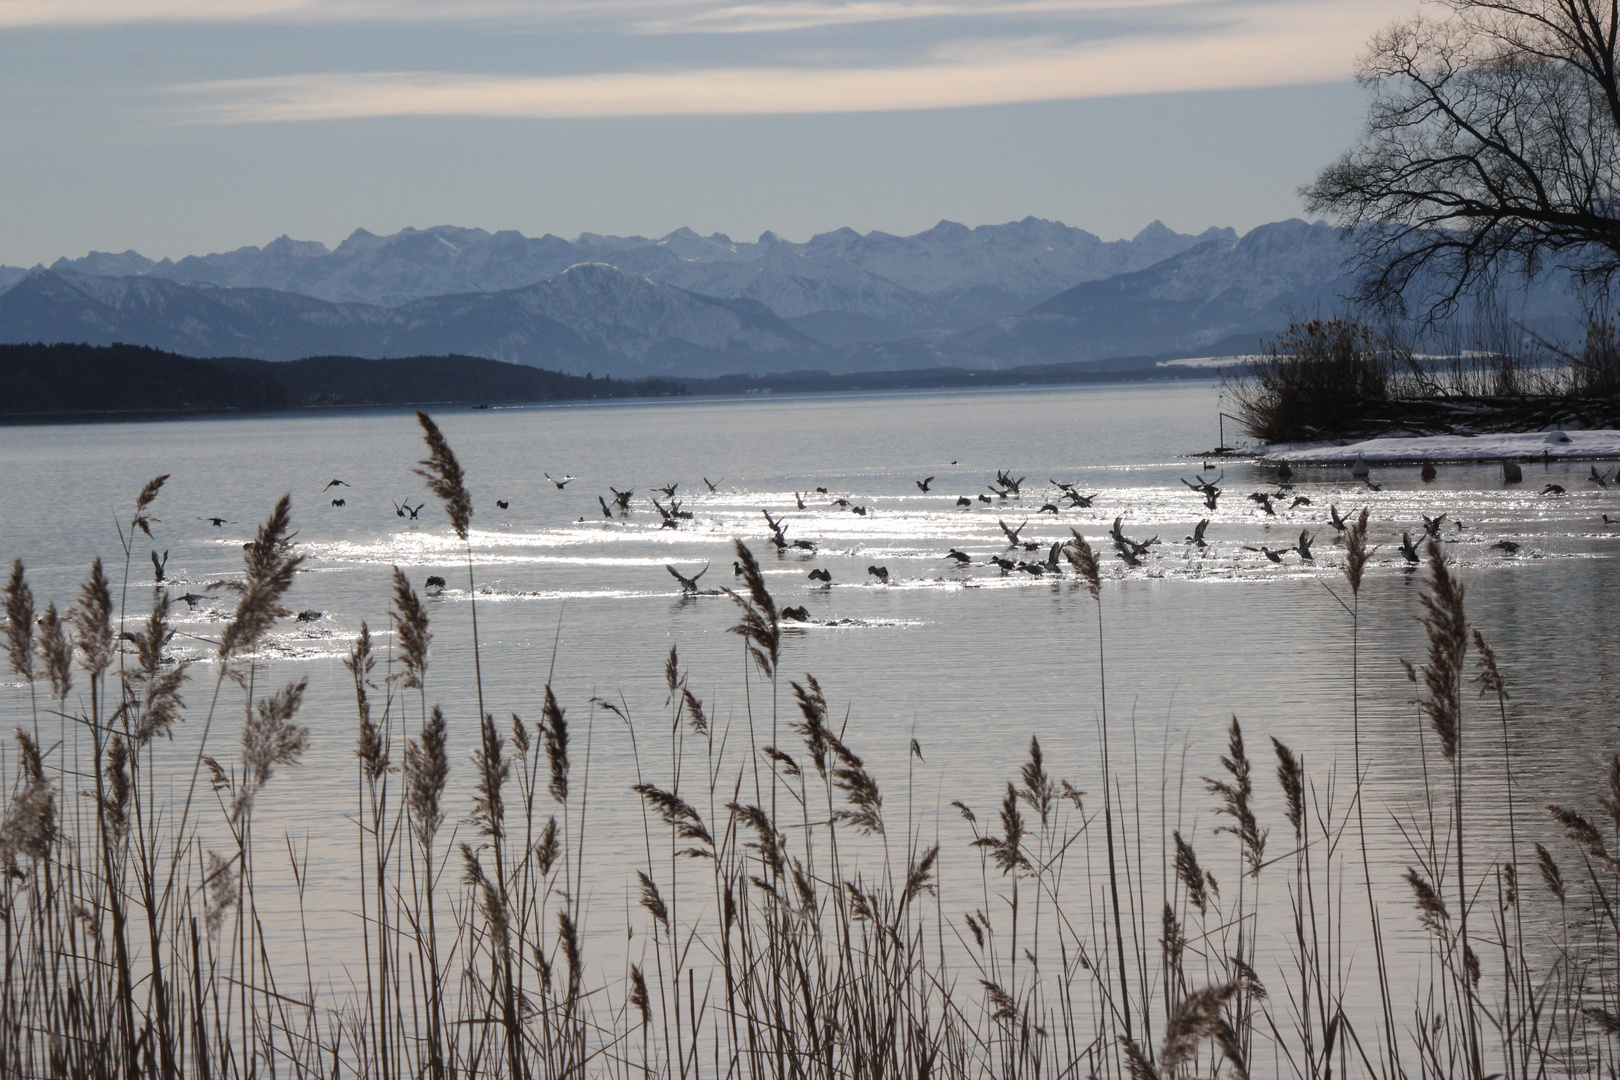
[1502,461,1523,484]
[998,518,1028,546]
[1187,519,1210,547]
[782,605,812,622]
[425,575,447,591]
[808,568,832,582]
[1399,532,1421,563]
[598,496,614,519]
[1203,485,1222,511]
[867,565,890,584]
[1491,539,1521,554]
[657,483,679,498]
[200,516,231,527]
[1604,514,1620,526]
[1050,478,1078,495]
[1248,491,1276,516]
[610,486,634,510]
[996,470,1026,494]
[704,477,719,492]
[1422,513,1447,538]
[1590,465,1611,488]
[1039,502,1060,515]
[957,496,973,507]
[177,592,208,609]
[916,477,934,493]
[331,498,346,508]
[323,479,349,490]
[666,562,709,593]
[1116,544,1142,567]
[650,497,679,528]
[1328,504,1348,533]
[815,486,828,494]
[1421,462,1438,482]
[987,485,1011,499]
[1289,496,1312,509]
[830,498,851,507]
[1181,472,1223,495]
[989,555,1016,572]
[399,501,423,519]
[1244,545,1285,564]
[733,561,746,577]
[1296,530,1315,560]
[794,492,807,509]
[1016,561,1044,576]
[851,506,868,516]
[150,550,168,583]
[1063,491,1098,508]
[946,549,971,564]
[1362,477,1384,492]
[495,500,509,510]
[977,494,993,504]
[1043,542,1063,572]
[295,609,323,623]
[763,509,789,549]
[1542,484,1567,495]
[545,473,575,489]
[1109,516,1127,545]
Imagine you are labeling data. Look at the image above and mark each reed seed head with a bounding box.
[1160,981,1242,1075]
[636,870,669,928]
[413,411,473,541]
[542,685,568,804]
[4,560,33,682]
[472,711,509,838]
[1471,628,1507,698]
[71,558,114,677]
[1272,737,1304,838]
[1344,507,1372,594]
[123,595,189,745]
[221,495,303,660]
[37,602,72,701]
[130,474,168,538]
[390,566,431,690]
[1416,540,1467,762]
[405,705,449,844]
[724,541,779,678]
[1065,529,1101,599]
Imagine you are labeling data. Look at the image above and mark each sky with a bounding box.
[0,0,1419,266]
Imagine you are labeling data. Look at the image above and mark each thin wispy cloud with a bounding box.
[167,4,1406,123]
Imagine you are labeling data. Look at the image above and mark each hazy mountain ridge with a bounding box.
[17,217,1233,343]
[0,263,824,377]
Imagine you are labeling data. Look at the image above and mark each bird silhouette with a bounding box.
[995,470,1025,494]
[1542,483,1567,495]
[425,575,447,591]
[1399,532,1421,563]
[867,565,890,584]
[495,500,509,510]
[1063,490,1098,508]
[1044,542,1063,572]
[1276,461,1294,483]
[666,562,709,593]
[296,609,323,623]
[956,496,972,507]
[1491,539,1521,554]
[998,518,1028,546]
[395,501,423,519]
[977,494,993,504]
[323,479,349,490]
[1362,477,1384,492]
[946,549,972,564]
[1289,496,1312,509]
[1249,492,1276,516]
[545,473,575,489]
[598,496,614,519]
[331,498,346,508]
[1296,530,1315,560]
[988,555,1015,572]
[657,483,679,498]
[650,497,679,529]
[851,506,868,516]
[815,486,828,494]
[1328,504,1348,533]
[781,605,812,622]
[987,485,1011,499]
[762,509,789,549]
[1591,466,1611,488]
[1039,503,1060,515]
[794,492,807,509]
[1116,544,1142,567]
[1244,545,1285,564]
[1422,513,1447,538]
[177,592,208,609]
[808,568,832,582]
[1187,519,1210,547]
[1604,514,1620,526]
[704,477,719,492]
[199,516,231,527]
[830,498,851,507]
[916,477,934,493]
[150,550,168,583]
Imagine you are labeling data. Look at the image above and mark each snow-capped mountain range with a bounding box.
[0,218,1584,379]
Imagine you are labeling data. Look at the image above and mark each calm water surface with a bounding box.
[2,380,1616,996]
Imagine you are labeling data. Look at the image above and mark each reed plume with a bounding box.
[724,540,778,677]
[1272,737,1304,839]
[414,412,472,540]
[390,566,431,690]
[1204,716,1267,875]
[220,495,302,659]
[1065,529,1101,598]
[1160,981,1243,1077]
[542,685,569,804]
[405,706,449,844]
[72,557,114,676]
[1416,540,1467,761]
[122,595,190,745]
[1344,507,1372,594]
[130,473,168,539]
[36,602,71,701]
[236,677,309,819]
[4,560,33,682]
[0,728,55,866]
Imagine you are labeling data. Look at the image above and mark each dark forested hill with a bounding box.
[0,343,684,419]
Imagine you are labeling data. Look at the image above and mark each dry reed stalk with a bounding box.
[72,557,114,677]
[724,541,779,678]
[36,602,71,702]
[414,412,472,541]
[1344,508,1372,595]
[390,567,431,691]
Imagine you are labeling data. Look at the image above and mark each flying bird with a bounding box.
[916,476,934,493]
[656,483,679,498]
[808,568,832,582]
[998,518,1028,546]
[867,565,890,584]
[1296,530,1315,560]
[956,496,973,507]
[323,479,349,490]
[1038,503,1060,515]
[1289,496,1312,509]
[199,516,231,527]
[1590,465,1611,488]
[150,550,168,583]
[1399,532,1421,563]
[1186,519,1210,548]
[425,575,447,592]
[495,500,509,510]
[977,494,993,504]
[331,498,346,508]
[545,473,575,489]
[1244,545,1285,564]
[704,477,719,492]
[794,492,807,509]
[598,496,614,519]
[1542,484,1567,495]
[666,562,709,593]
[945,549,972,564]
[1328,504,1348,533]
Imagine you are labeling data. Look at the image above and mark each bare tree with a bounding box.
[1306,1,1620,320]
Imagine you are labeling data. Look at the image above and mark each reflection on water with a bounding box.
[0,381,1616,999]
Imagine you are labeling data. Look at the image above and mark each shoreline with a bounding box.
[1256,429,1620,464]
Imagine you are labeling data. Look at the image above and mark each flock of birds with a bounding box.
[168,458,1619,625]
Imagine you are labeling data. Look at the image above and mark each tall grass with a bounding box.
[1,416,1618,1078]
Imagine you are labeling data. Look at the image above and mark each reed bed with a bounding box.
[1,411,1618,1079]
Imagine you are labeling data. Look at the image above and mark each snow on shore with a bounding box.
[1260,429,1620,464]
